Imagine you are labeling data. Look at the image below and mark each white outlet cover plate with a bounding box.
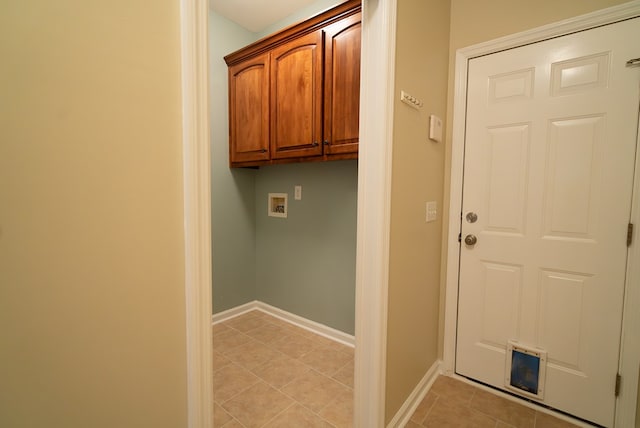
[426,201,437,222]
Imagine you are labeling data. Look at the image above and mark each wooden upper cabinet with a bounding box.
[324,12,361,155]
[271,31,323,159]
[228,53,270,164]
[224,0,361,167]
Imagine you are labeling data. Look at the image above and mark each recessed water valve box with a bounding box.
[268,193,288,218]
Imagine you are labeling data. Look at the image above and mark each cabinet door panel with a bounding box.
[324,13,361,155]
[271,31,323,159]
[229,53,270,164]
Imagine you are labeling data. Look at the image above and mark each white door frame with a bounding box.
[181,0,213,426]
[354,0,398,426]
[443,2,640,427]
[183,0,398,426]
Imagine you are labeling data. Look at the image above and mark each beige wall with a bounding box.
[637,367,640,428]
[636,364,640,428]
[0,2,188,427]
[385,0,451,423]
[448,0,630,51]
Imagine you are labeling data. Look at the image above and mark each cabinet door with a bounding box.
[323,12,361,155]
[271,31,323,159]
[228,53,270,165]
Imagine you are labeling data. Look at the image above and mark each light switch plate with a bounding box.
[294,185,302,200]
[429,115,443,142]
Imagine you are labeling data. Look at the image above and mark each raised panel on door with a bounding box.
[456,18,640,427]
[324,12,361,155]
[228,53,270,165]
[270,31,323,159]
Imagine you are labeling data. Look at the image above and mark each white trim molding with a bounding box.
[255,302,355,347]
[443,2,640,427]
[180,0,213,427]
[618,79,640,427]
[211,301,258,324]
[386,361,441,428]
[355,0,398,426]
[212,301,356,347]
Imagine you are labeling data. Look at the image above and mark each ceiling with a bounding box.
[210,0,320,33]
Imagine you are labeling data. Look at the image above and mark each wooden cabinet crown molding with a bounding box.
[224,0,361,67]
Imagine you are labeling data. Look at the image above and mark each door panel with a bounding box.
[456,18,640,427]
[544,115,603,239]
[485,124,529,234]
[538,270,587,370]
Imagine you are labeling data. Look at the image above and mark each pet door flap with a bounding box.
[505,341,547,400]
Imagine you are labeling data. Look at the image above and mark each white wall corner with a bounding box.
[354,0,398,426]
[181,0,213,427]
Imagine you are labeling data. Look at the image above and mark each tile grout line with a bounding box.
[220,416,247,428]
[214,362,261,405]
[420,393,439,427]
[467,389,497,425]
[267,366,350,428]
[467,388,511,427]
[258,401,297,428]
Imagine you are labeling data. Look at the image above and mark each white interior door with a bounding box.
[456,18,640,427]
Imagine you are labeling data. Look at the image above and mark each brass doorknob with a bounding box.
[464,234,477,245]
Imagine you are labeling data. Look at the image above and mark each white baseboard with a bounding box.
[387,360,442,427]
[211,300,260,324]
[211,300,355,348]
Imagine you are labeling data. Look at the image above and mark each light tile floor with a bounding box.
[213,310,354,427]
[213,310,579,428]
[408,376,580,428]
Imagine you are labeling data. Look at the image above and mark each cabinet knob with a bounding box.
[260,149,267,153]
[312,141,319,147]
[323,140,330,145]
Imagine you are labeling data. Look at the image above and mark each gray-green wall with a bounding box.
[256,0,342,38]
[210,11,257,312]
[255,161,357,334]
[210,0,358,335]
